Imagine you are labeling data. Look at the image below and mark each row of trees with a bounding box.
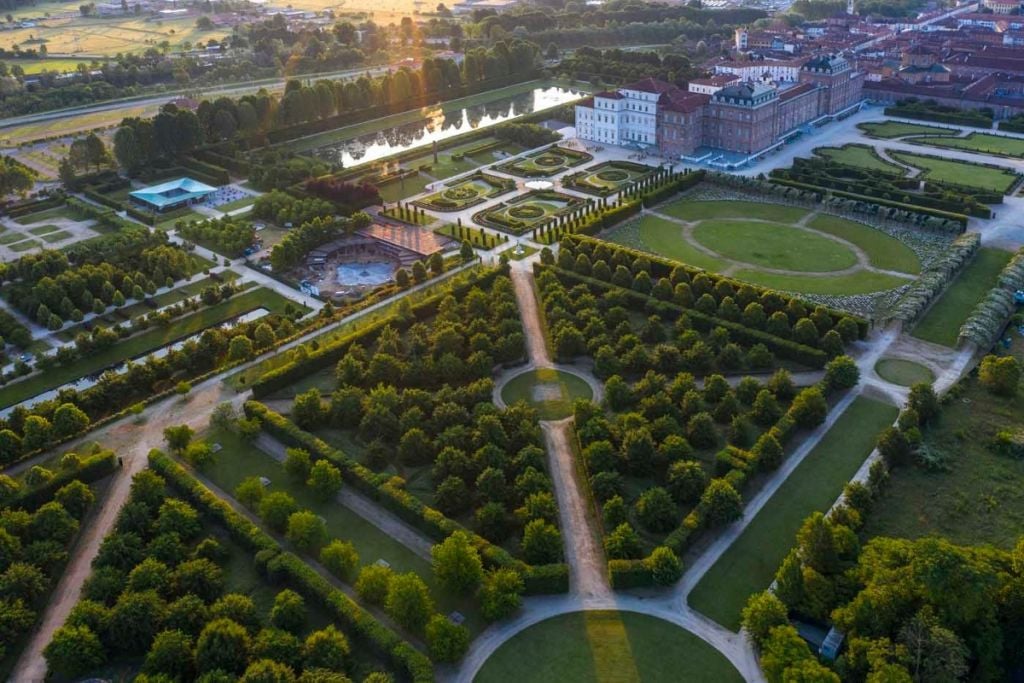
[178,216,256,258]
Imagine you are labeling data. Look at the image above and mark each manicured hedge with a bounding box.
[541,264,831,369]
[179,155,231,185]
[4,450,117,510]
[251,266,507,397]
[149,451,434,681]
[608,560,654,589]
[5,194,65,218]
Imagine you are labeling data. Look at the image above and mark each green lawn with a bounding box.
[692,219,859,273]
[0,232,26,245]
[475,610,743,683]
[500,368,593,420]
[376,172,433,203]
[151,272,241,307]
[380,206,436,226]
[908,132,1024,159]
[13,205,78,224]
[201,427,485,635]
[214,195,258,213]
[807,214,921,274]
[863,356,1024,549]
[0,287,299,408]
[27,224,62,236]
[857,121,955,139]
[874,358,935,387]
[8,239,39,252]
[659,200,808,224]
[815,144,907,174]
[888,151,1020,193]
[688,397,899,631]
[912,247,1012,347]
[40,230,73,243]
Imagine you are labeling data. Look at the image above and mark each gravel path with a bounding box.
[254,433,434,561]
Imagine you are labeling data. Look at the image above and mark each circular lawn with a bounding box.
[693,219,859,273]
[875,358,935,387]
[475,610,743,683]
[499,368,593,420]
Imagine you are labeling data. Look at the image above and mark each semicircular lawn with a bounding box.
[875,358,935,387]
[475,610,743,683]
[499,368,593,420]
[693,219,859,273]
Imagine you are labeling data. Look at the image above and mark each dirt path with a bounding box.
[541,419,609,600]
[254,434,434,561]
[11,382,242,682]
[509,263,552,368]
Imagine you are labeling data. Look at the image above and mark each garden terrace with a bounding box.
[813,144,907,175]
[562,160,656,197]
[473,191,589,236]
[0,447,116,679]
[887,151,1021,195]
[903,131,1024,160]
[494,146,593,178]
[413,172,516,212]
[857,120,957,139]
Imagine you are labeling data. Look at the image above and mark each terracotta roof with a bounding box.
[778,82,817,100]
[659,91,710,113]
[689,73,740,86]
[577,96,594,107]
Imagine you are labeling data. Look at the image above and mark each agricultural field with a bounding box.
[605,199,919,296]
[476,611,743,683]
[0,15,228,56]
[688,396,898,630]
[912,248,1013,347]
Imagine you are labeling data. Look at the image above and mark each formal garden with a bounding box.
[495,146,593,178]
[604,193,930,302]
[473,190,589,235]
[476,611,743,682]
[562,160,655,196]
[857,120,956,139]
[413,172,516,212]
[535,236,869,586]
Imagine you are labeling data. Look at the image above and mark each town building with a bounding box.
[575,54,864,160]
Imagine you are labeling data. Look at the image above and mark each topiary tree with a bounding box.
[646,546,683,585]
[426,614,469,662]
[908,382,939,424]
[789,388,827,428]
[634,487,677,532]
[604,522,642,560]
[195,618,252,675]
[355,564,393,605]
[520,519,562,564]
[286,511,328,552]
[479,567,524,622]
[259,492,298,532]
[320,540,359,581]
[824,355,859,390]
[686,412,718,449]
[303,625,349,672]
[45,624,107,677]
[431,531,483,594]
[700,479,743,527]
[979,354,1020,397]
[270,589,307,634]
[143,629,194,680]
[306,460,342,500]
[741,591,789,649]
[385,573,435,632]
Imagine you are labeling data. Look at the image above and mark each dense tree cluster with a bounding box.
[44,469,374,680]
[248,151,330,192]
[252,191,334,227]
[304,178,381,212]
[113,104,204,175]
[0,451,101,665]
[178,216,256,258]
[269,212,371,273]
[556,47,699,87]
[0,155,34,197]
[2,233,192,327]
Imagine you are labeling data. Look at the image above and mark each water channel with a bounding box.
[309,85,584,169]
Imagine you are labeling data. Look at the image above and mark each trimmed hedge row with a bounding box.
[542,264,830,369]
[179,155,231,185]
[149,451,434,682]
[4,450,117,510]
[563,234,868,339]
[251,267,506,397]
[5,194,65,218]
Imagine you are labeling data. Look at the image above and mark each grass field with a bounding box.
[692,219,859,273]
[815,144,907,174]
[0,287,299,409]
[874,358,935,386]
[688,397,899,630]
[659,199,807,224]
[375,172,432,203]
[0,104,151,146]
[807,214,921,274]
[8,239,40,252]
[863,356,1024,549]
[500,368,593,420]
[475,611,743,683]
[0,232,26,245]
[0,16,228,56]
[912,248,1012,347]
[888,151,1020,193]
[908,132,1024,159]
[13,205,78,225]
[39,230,73,243]
[857,121,956,139]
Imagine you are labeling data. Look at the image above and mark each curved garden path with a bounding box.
[646,209,917,280]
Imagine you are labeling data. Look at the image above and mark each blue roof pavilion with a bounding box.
[129,177,217,212]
